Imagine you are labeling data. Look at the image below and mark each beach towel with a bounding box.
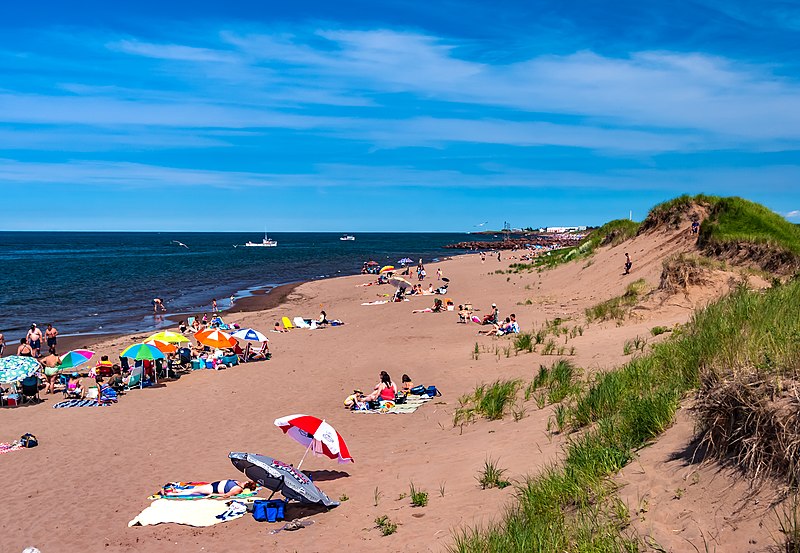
[53,399,113,409]
[293,317,311,329]
[128,498,247,527]
[352,396,433,414]
[150,482,260,500]
[361,300,389,305]
[0,441,24,455]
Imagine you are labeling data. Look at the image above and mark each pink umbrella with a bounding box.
[274,414,354,469]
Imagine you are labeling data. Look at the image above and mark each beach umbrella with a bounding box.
[274,414,354,468]
[120,343,165,360]
[388,276,412,288]
[59,350,95,370]
[397,257,413,264]
[229,452,339,507]
[379,265,395,274]
[195,329,236,349]
[0,356,40,383]
[145,339,177,354]
[147,331,189,344]
[232,328,269,343]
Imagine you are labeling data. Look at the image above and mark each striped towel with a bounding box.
[352,396,433,414]
[53,399,113,409]
[0,441,24,455]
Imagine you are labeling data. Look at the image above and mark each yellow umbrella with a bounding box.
[379,265,395,273]
[147,330,189,344]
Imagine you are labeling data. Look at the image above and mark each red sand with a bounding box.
[0,229,781,552]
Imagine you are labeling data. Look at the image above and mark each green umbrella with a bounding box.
[120,343,165,360]
[0,356,40,383]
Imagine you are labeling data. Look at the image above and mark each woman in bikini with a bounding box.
[160,480,257,498]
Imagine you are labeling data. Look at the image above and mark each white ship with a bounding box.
[339,235,355,241]
[244,232,278,247]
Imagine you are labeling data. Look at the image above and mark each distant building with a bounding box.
[541,226,587,233]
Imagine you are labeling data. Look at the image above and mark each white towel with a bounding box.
[128,499,246,527]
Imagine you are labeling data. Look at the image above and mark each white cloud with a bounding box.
[786,210,800,218]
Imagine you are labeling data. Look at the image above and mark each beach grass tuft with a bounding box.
[585,279,648,322]
[454,379,522,426]
[409,482,429,507]
[375,515,397,536]
[477,457,511,490]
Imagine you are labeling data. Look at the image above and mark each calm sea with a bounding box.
[0,231,473,339]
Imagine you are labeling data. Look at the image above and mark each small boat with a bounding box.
[339,235,355,241]
[245,232,278,247]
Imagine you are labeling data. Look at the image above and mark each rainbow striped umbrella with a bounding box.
[120,343,165,360]
[60,350,95,370]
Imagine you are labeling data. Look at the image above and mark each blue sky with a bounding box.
[2,0,800,231]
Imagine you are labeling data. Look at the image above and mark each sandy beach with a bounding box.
[0,227,781,552]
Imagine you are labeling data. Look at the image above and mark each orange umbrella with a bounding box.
[145,339,177,354]
[379,265,395,273]
[195,329,236,349]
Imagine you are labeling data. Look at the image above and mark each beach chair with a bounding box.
[20,376,41,404]
[126,365,144,390]
[281,316,294,331]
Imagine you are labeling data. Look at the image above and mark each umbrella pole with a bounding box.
[297,440,314,470]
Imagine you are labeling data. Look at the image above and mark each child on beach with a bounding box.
[624,253,632,275]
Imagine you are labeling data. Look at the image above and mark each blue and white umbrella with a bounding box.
[232,328,269,343]
[397,257,413,264]
[0,356,41,383]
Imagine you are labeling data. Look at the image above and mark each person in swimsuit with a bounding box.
[41,347,62,394]
[27,324,43,357]
[17,338,33,357]
[45,323,58,354]
[0,331,5,356]
[160,480,257,498]
[364,371,397,402]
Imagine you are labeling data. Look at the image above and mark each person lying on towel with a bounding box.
[159,479,257,498]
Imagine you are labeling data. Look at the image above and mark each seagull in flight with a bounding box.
[474,222,489,227]
[171,240,189,249]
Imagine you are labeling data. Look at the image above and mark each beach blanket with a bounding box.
[353,396,433,414]
[53,399,113,409]
[0,441,24,455]
[129,498,247,527]
[150,481,260,500]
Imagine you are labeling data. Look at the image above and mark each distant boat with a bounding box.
[244,232,278,247]
[339,235,356,241]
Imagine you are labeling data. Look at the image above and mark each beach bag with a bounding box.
[252,499,286,522]
[409,385,426,395]
[394,393,407,404]
[368,399,381,410]
[19,433,38,448]
[426,386,441,397]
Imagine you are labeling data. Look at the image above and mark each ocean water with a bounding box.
[0,231,473,339]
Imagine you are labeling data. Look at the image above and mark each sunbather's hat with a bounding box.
[491,303,496,307]
[353,389,363,394]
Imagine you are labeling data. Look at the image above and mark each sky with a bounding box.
[1,0,800,231]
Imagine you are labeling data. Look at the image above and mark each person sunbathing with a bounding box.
[401,374,414,393]
[248,342,270,361]
[65,373,83,398]
[364,371,397,402]
[160,480,258,498]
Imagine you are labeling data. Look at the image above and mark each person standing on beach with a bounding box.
[27,324,43,357]
[45,323,58,354]
[0,331,5,356]
[623,253,632,275]
[436,268,442,280]
[152,298,165,313]
[212,298,218,313]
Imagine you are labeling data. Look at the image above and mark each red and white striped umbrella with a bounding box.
[274,414,354,468]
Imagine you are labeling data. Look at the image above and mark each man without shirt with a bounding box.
[45,323,58,355]
[26,324,43,358]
